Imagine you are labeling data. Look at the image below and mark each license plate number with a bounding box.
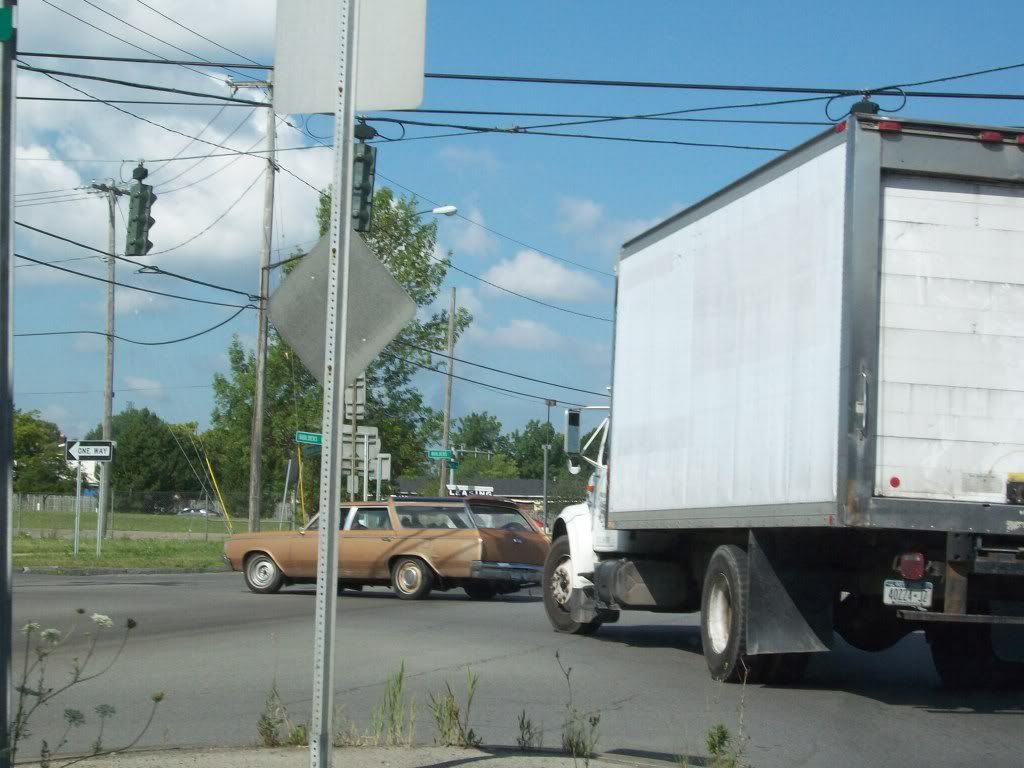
[883,579,933,608]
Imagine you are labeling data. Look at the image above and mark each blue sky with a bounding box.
[12,0,1024,445]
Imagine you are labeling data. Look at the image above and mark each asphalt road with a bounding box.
[13,573,1023,768]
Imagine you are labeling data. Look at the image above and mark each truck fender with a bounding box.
[552,502,598,591]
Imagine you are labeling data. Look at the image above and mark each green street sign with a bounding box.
[427,449,454,460]
[295,431,323,446]
[0,9,12,43]
[447,459,459,470]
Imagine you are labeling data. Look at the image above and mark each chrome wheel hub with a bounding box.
[707,574,732,654]
[248,558,276,588]
[397,563,421,592]
[550,557,572,607]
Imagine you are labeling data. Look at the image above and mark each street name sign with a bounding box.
[65,440,114,462]
[427,449,454,460]
[296,431,323,446]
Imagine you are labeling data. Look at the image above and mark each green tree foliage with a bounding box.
[451,412,510,455]
[455,453,520,480]
[507,420,566,479]
[85,406,199,494]
[206,187,471,513]
[12,410,73,492]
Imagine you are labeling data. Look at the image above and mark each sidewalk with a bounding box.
[17,746,677,768]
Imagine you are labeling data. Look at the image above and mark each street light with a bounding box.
[415,204,458,217]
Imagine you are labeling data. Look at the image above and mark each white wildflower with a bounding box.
[90,613,113,628]
[40,628,62,644]
[21,622,40,635]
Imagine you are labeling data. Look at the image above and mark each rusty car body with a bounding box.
[223,496,548,599]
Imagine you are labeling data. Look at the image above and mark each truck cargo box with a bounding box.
[609,115,1024,535]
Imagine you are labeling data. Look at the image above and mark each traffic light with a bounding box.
[351,142,376,233]
[125,163,156,256]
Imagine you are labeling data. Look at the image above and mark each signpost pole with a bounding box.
[73,461,82,557]
[310,0,360,764]
[375,455,381,501]
[362,433,369,502]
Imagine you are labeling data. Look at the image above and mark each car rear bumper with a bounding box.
[470,561,543,585]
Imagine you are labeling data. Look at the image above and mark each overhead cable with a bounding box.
[15,305,250,346]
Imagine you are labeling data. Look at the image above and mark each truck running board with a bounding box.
[896,611,1024,625]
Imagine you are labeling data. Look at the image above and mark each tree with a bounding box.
[451,412,510,455]
[455,453,519,480]
[12,410,73,493]
[507,420,566,479]
[85,406,201,512]
[206,186,472,513]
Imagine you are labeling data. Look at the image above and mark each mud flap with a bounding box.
[569,586,620,625]
[746,530,833,655]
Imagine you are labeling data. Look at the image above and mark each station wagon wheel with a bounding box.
[244,553,283,594]
[391,557,433,600]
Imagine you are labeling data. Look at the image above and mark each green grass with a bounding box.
[12,536,227,569]
[13,510,295,534]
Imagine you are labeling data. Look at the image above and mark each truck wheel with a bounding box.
[391,557,433,600]
[700,545,762,683]
[244,553,283,594]
[835,593,911,652]
[544,537,601,635]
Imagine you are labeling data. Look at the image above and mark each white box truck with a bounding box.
[544,113,1024,687]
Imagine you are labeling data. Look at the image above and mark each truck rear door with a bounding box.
[875,175,1024,503]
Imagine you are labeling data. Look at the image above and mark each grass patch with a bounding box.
[12,536,225,569]
[14,510,294,535]
[429,669,481,748]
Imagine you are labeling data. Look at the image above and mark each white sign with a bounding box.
[447,484,495,497]
[273,0,427,114]
[65,440,114,462]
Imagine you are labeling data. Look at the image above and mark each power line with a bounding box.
[14,305,250,346]
[16,383,212,395]
[132,0,265,66]
[147,102,230,177]
[402,341,609,397]
[18,96,254,106]
[16,221,259,299]
[384,351,588,408]
[381,108,833,126]
[36,0,226,85]
[13,253,255,309]
[17,62,262,105]
[149,168,264,254]
[155,114,261,193]
[14,254,98,269]
[14,194,96,208]
[15,185,87,197]
[18,50,268,69]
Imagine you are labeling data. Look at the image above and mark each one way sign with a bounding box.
[65,440,114,462]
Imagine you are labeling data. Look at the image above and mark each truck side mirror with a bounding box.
[565,409,581,456]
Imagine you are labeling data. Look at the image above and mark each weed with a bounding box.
[429,669,481,748]
[555,651,600,767]
[257,682,307,748]
[332,664,417,748]
[516,709,543,750]
[701,722,746,768]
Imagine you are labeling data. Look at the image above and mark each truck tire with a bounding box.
[835,593,911,652]
[544,536,601,635]
[700,545,763,683]
[926,624,1024,689]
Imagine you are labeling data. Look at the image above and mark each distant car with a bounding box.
[222,496,548,599]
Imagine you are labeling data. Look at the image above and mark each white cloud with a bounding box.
[116,291,170,316]
[438,146,500,174]
[481,250,602,303]
[454,285,484,320]
[123,375,164,400]
[449,206,496,257]
[558,197,603,234]
[488,319,563,351]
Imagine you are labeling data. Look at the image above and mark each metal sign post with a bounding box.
[73,461,82,557]
[309,0,360,763]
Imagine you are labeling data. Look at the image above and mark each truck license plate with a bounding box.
[883,579,933,608]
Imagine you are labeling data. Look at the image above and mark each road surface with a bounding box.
[13,573,1023,767]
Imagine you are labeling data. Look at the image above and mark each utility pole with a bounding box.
[236,76,275,533]
[438,287,456,495]
[90,180,125,542]
[0,2,15,765]
[543,399,557,527]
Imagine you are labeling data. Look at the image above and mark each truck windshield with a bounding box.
[468,503,533,531]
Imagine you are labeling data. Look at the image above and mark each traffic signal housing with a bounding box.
[352,142,376,233]
[125,163,156,256]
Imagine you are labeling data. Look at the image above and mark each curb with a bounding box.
[18,565,232,576]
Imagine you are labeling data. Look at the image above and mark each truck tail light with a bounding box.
[877,121,902,133]
[897,552,926,581]
[979,130,1004,143]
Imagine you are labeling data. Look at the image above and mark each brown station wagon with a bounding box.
[223,496,548,600]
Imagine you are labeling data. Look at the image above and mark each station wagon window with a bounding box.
[468,503,533,531]
[395,505,474,529]
[346,507,391,531]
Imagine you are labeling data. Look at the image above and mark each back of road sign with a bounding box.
[267,232,416,387]
[273,0,426,114]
